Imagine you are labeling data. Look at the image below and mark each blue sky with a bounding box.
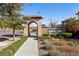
[21,3,79,25]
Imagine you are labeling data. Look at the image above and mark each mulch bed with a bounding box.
[38,38,79,56]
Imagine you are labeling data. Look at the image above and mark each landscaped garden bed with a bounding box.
[0,36,27,56]
[38,36,79,56]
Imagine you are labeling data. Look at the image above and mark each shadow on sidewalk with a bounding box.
[2,34,23,38]
[0,38,8,42]
[0,34,23,42]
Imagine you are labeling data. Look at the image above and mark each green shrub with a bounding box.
[42,33,51,39]
[37,36,47,41]
[43,36,51,39]
[0,36,27,56]
[50,34,57,38]
[42,44,52,50]
[42,33,49,36]
[47,50,61,56]
[58,32,72,38]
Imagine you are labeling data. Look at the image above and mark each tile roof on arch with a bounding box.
[23,16,43,20]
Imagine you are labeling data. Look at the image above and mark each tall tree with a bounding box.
[62,17,79,32]
[49,19,57,28]
[0,3,25,40]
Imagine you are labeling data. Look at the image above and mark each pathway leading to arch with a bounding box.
[14,37,38,56]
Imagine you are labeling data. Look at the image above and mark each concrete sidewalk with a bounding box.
[14,37,38,56]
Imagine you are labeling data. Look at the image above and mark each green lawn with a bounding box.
[0,36,27,56]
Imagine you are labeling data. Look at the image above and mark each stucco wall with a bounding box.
[42,27,49,34]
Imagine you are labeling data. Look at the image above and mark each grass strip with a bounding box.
[0,36,27,56]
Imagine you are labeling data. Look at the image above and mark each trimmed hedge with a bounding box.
[0,36,27,56]
[58,32,72,38]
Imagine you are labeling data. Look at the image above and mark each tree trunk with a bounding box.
[13,25,15,41]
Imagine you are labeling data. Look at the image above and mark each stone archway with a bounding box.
[23,16,43,37]
[28,21,38,37]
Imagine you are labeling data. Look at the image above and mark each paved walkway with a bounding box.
[14,37,38,56]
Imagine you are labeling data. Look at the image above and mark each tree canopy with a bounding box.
[62,17,79,32]
[0,3,25,40]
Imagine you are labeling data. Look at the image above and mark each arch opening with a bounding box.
[28,21,38,37]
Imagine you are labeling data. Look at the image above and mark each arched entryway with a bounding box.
[28,21,38,37]
[23,16,43,37]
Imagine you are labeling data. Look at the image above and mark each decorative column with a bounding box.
[23,24,28,36]
[37,19,42,37]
